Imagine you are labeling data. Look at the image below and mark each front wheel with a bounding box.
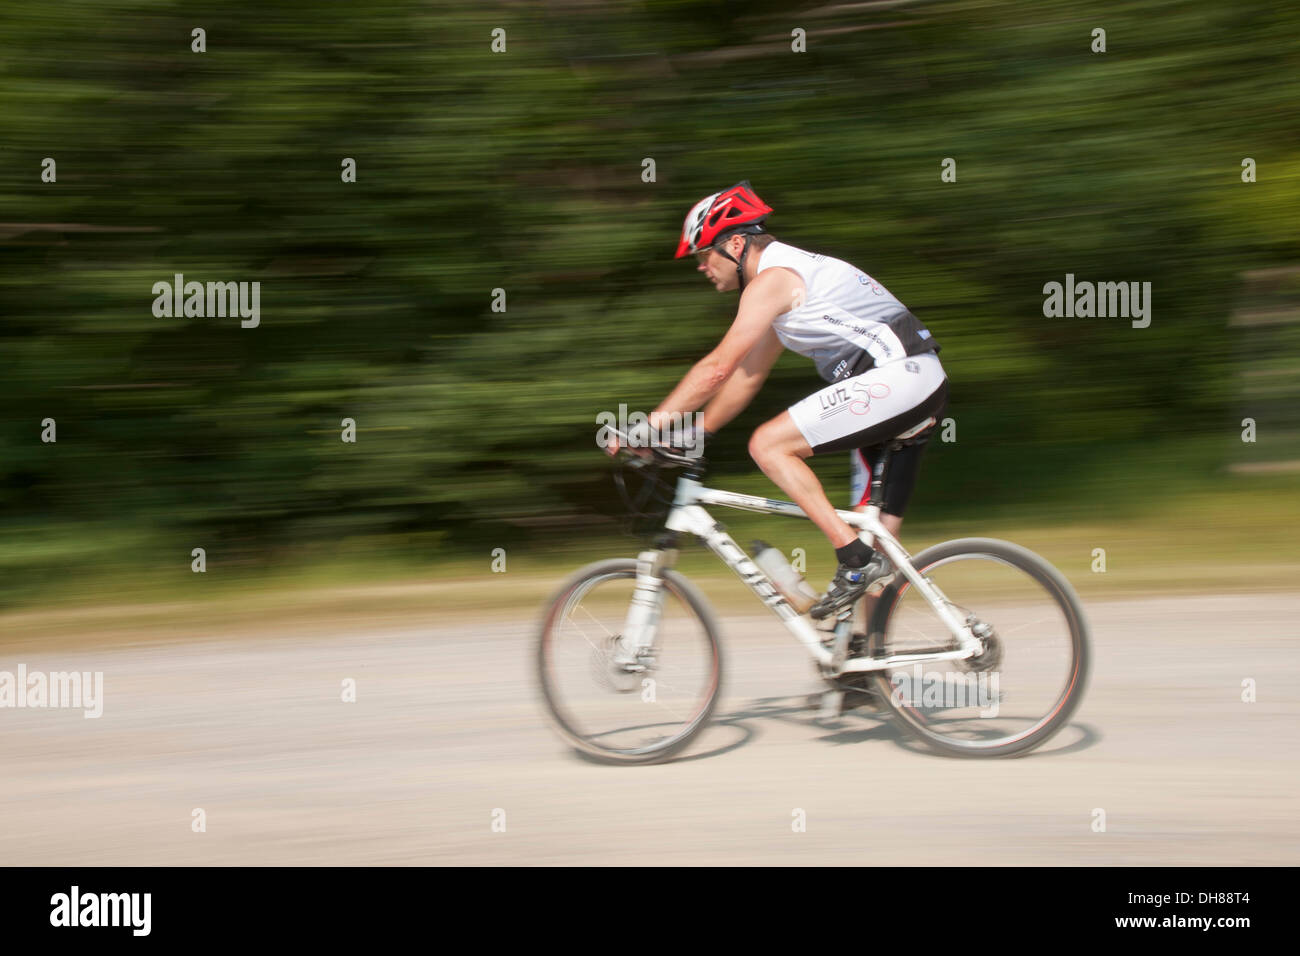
[537,559,723,765]
[865,538,1089,758]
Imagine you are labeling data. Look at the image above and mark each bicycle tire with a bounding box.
[866,537,1090,758]
[537,558,723,765]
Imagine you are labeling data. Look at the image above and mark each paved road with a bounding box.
[2,593,1296,865]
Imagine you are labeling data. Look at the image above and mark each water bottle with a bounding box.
[751,540,819,613]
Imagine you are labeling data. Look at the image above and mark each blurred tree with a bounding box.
[1,0,1297,598]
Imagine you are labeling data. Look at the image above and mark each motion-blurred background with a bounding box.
[2,0,1297,611]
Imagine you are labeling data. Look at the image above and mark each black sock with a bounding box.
[835,538,873,568]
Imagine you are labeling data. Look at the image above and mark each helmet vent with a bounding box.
[675,182,772,259]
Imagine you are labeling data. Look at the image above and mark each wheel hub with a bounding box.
[591,636,649,693]
[962,620,1002,673]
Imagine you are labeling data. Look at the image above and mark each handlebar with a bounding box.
[607,428,707,534]
[605,428,707,471]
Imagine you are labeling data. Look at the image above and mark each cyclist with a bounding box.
[610,181,948,618]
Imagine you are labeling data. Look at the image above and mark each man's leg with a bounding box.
[849,439,931,628]
[851,506,901,634]
[748,411,860,549]
[758,358,946,616]
[750,413,891,619]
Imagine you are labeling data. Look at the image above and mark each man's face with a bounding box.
[694,239,741,292]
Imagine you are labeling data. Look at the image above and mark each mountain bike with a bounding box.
[537,420,1089,764]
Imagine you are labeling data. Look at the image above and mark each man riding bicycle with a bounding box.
[609,181,948,619]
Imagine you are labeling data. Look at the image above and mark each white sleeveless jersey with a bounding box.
[755,241,939,382]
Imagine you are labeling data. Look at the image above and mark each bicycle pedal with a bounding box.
[865,573,897,596]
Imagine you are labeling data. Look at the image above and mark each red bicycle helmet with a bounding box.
[674,181,773,258]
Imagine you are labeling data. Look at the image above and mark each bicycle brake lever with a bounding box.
[653,445,706,468]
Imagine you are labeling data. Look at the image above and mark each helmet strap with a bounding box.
[714,234,755,291]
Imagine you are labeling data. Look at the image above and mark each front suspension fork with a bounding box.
[614,547,677,665]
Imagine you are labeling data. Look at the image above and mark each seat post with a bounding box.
[867,443,898,509]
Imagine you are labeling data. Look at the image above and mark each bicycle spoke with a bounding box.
[997,613,1054,637]
[539,565,719,762]
[869,542,1087,756]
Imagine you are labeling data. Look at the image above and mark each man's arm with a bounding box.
[698,327,784,433]
[650,267,800,428]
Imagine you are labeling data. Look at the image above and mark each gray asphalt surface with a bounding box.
[2,592,1296,865]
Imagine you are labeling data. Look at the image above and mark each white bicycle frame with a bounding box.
[616,473,984,676]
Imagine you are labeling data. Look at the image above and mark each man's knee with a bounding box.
[748,421,790,467]
[751,417,812,468]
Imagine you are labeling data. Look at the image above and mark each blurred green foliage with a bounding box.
[1,0,1298,602]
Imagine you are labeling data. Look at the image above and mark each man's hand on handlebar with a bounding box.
[602,420,712,467]
[604,423,654,460]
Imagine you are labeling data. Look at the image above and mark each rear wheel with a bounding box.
[865,538,1089,757]
[537,559,723,765]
